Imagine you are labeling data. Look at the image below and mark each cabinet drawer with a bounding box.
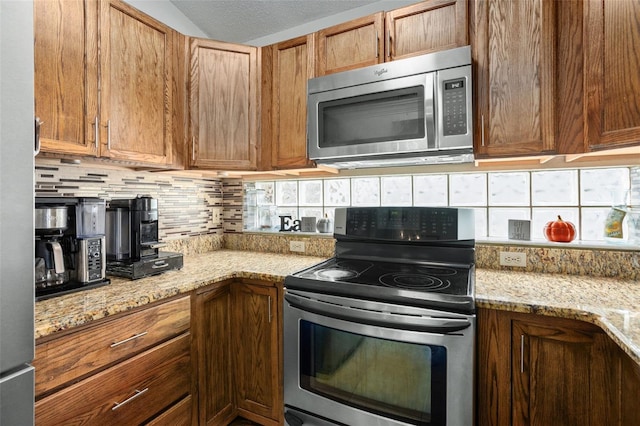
[147,395,192,426]
[35,296,190,396]
[35,332,191,426]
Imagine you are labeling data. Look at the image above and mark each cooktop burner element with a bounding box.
[378,272,451,291]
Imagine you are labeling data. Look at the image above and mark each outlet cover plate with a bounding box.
[499,251,527,267]
[290,241,305,252]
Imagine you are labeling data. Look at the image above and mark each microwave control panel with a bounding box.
[442,78,467,136]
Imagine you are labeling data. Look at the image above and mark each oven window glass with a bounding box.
[299,320,447,425]
[318,86,425,148]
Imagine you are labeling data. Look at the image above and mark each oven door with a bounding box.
[307,73,436,161]
[283,289,475,426]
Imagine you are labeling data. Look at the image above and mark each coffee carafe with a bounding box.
[35,205,68,285]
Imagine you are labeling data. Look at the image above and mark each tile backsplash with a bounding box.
[34,159,243,246]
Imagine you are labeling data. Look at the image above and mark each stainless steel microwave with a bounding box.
[307,45,473,169]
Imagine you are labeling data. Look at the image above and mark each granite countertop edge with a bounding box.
[35,250,640,367]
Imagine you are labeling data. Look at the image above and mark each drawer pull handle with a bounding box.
[151,261,169,269]
[112,388,149,411]
[110,331,148,348]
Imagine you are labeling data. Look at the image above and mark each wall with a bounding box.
[245,0,418,46]
[124,0,208,38]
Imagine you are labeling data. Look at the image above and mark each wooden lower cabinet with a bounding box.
[195,279,282,426]
[478,308,640,426]
[194,282,236,425]
[34,296,193,425]
[232,281,281,425]
[36,334,191,425]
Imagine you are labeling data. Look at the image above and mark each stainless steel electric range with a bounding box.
[283,206,476,426]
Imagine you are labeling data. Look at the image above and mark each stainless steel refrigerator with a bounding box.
[0,1,35,425]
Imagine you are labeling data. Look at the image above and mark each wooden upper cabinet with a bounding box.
[267,35,316,169]
[315,1,468,76]
[316,13,384,76]
[34,0,99,157]
[188,38,258,170]
[385,0,468,61]
[584,0,640,151]
[34,0,173,166]
[471,0,557,158]
[99,0,173,165]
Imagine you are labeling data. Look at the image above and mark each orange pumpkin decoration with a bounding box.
[543,215,576,243]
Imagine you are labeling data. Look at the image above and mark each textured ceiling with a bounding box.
[168,0,381,44]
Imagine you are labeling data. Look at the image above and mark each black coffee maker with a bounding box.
[35,197,110,300]
[106,196,160,261]
[106,196,183,279]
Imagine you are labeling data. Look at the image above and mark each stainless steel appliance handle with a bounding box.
[285,293,472,333]
[110,331,148,348]
[112,388,148,411]
[34,117,42,155]
[425,72,436,150]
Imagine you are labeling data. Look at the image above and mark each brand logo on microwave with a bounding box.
[374,68,388,76]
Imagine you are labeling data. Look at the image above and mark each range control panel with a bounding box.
[334,207,475,242]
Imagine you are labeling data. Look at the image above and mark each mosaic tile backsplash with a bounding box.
[34,159,243,247]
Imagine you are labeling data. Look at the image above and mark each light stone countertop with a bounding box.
[35,250,640,366]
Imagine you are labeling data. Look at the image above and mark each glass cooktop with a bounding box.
[293,258,472,296]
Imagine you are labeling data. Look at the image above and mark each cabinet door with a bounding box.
[511,317,619,426]
[620,347,640,425]
[34,0,99,157]
[316,13,383,76]
[268,35,316,169]
[385,0,468,61]
[472,0,556,157]
[99,0,173,165]
[584,0,640,151]
[478,308,622,426]
[195,284,235,425]
[189,38,258,170]
[232,283,280,422]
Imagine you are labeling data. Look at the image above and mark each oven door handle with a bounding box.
[285,293,472,334]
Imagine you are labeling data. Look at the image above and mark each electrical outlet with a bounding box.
[290,241,305,253]
[499,251,527,267]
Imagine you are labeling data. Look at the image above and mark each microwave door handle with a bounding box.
[425,72,436,150]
